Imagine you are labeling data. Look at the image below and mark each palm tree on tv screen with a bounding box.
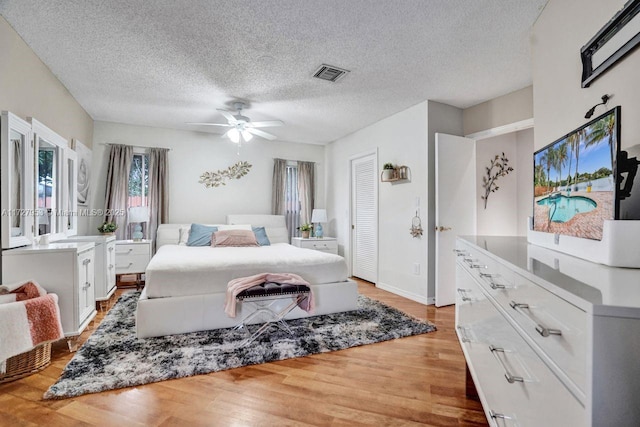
[555,142,569,190]
[542,147,556,192]
[586,114,616,165]
[570,128,587,190]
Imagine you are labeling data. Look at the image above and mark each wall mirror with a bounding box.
[1,112,35,248]
[30,118,68,241]
[65,147,78,236]
[581,0,640,87]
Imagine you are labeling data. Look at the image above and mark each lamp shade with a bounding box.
[311,209,327,223]
[128,206,150,223]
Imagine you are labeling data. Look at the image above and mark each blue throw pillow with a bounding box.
[252,226,271,246]
[186,224,219,246]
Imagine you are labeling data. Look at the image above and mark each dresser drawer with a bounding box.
[459,284,585,426]
[116,254,149,274]
[456,240,587,395]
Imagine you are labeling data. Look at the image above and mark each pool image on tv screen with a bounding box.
[533,107,620,241]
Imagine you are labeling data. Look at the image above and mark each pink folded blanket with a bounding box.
[224,272,314,318]
[0,281,64,372]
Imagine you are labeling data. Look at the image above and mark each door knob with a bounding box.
[435,226,452,232]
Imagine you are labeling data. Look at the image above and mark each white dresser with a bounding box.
[57,235,117,305]
[455,236,640,427]
[2,242,97,348]
[291,237,338,255]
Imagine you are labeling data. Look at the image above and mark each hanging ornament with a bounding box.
[410,211,423,238]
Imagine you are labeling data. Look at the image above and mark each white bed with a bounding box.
[136,214,359,338]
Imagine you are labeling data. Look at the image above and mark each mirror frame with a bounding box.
[64,147,78,236]
[1,112,35,248]
[30,118,69,242]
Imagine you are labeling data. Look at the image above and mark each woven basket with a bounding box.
[0,343,52,384]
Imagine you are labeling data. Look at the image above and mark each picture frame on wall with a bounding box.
[71,139,91,206]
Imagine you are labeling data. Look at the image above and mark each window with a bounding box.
[128,153,148,207]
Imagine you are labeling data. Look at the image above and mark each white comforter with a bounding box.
[145,243,349,298]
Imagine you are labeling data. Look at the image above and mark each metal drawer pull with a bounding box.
[108,247,114,252]
[456,326,471,343]
[116,249,134,255]
[82,258,91,266]
[489,345,524,383]
[456,288,472,302]
[453,249,469,257]
[478,272,496,278]
[489,280,506,290]
[470,263,487,269]
[509,301,562,337]
[489,410,511,420]
[109,264,114,269]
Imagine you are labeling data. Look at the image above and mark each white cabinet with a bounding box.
[57,235,116,303]
[2,242,97,345]
[291,237,338,255]
[455,236,640,427]
[115,239,152,276]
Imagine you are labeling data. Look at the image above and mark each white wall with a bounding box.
[326,102,430,303]
[532,0,638,152]
[90,121,324,233]
[476,128,533,236]
[463,86,533,136]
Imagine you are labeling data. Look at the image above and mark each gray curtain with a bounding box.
[104,144,133,240]
[272,158,287,215]
[297,161,315,225]
[147,148,169,251]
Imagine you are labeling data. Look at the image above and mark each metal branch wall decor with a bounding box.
[481,152,514,209]
[199,161,252,188]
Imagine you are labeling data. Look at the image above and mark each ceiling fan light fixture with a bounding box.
[227,128,240,143]
[241,130,253,142]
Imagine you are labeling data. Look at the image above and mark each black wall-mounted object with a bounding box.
[581,0,640,88]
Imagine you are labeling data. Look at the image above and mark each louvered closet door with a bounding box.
[351,153,377,283]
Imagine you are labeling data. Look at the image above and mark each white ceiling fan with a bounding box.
[187,102,283,144]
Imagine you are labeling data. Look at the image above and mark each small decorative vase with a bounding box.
[302,230,311,238]
[314,223,323,238]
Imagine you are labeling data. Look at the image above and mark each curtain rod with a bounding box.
[100,142,172,151]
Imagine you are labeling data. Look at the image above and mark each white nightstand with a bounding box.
[115,240,152,289]
[291,237,338,255]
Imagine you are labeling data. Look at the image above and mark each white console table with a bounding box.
[455,236,640,427]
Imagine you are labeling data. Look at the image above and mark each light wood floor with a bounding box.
[0,280,487,426]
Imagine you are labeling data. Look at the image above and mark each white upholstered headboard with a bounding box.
[156,215,289,249]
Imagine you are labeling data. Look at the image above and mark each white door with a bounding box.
[351,153,378,283]
[435,133,476,306]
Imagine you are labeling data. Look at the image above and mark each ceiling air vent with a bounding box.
[313,64,350,82]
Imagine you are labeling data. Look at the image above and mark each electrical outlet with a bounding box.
[413,263,420,275]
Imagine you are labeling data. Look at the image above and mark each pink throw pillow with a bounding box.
[211,229,259,247]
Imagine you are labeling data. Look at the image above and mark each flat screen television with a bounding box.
[532,106,620,241]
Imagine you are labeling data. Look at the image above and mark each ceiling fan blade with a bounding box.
[247,120,284,128]
[247,128,277,140]
[185,122,231,127]
[216,109,238,123]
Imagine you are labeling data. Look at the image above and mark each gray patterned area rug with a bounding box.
[45,291,436,399]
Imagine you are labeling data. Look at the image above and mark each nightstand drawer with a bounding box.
[301,240,337,253]
[116,254,149,274]
[115,244,149,256]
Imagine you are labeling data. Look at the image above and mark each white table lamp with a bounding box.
[311,209,327,238]
[128,206,149,241]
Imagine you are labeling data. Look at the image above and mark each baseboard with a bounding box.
[427,296,435,305]
[376,282,430,305]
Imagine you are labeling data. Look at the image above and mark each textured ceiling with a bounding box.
[0,0,547,145]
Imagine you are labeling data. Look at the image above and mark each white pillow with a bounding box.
[178,226,190,245]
